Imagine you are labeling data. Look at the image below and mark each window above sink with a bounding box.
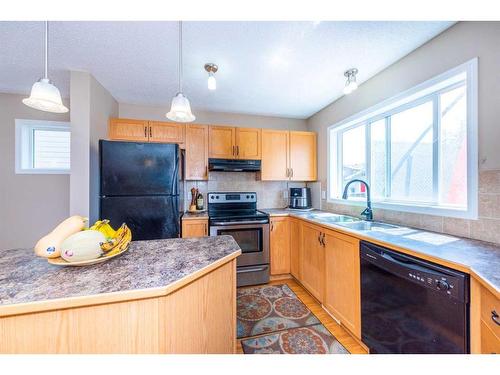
[327,58,478,220]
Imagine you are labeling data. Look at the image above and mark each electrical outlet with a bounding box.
[321,190,327,199]
[283,190,289,199]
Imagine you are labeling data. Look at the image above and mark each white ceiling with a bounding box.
[0,21,453,119]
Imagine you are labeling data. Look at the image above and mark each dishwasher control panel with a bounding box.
[407,271,454,295]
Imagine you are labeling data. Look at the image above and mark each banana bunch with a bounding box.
[89,219,116,240]
[100,223,132,257]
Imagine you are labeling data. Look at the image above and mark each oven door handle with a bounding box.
[210,220,269,226]
[237,266,269,274]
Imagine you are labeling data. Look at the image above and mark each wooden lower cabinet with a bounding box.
[300,222,325,303]
[323,229,361,338]
[290,218,301,280]
[471,278,500,354]
[182,218,208,238]
[0,260,237,354]
[270,217,290,275]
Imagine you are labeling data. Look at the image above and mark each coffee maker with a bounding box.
[289,187,312,209]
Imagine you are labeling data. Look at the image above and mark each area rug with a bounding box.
[237,284,320,339]
[241,324,350,354]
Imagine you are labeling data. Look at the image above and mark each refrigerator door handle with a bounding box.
[171,153,180,196]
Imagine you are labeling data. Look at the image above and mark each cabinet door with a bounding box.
[182,219,208,238]
[261,130,289,180]
[209,126,235,159]
[323,230,361,338]
[289,131,317,181]
[481,320,500,354]
[270,217,290,275]
[236,127,261,160]
[109,118,149,141]
[290,218,301,280]
[149,121,185,144]
[185,124,209,180]
[300,223,324,302]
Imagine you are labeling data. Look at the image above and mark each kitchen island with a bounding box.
[0,236,241,354]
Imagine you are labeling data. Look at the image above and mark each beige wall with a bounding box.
[70,71,118,223]
[0,93,70,250]
[119,103,308,131]
[307,21,500,244]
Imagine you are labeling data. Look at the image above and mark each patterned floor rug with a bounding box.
[237,284,320,339]
[241,324,350,354]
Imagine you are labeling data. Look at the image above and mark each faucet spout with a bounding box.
[342,179,373,221]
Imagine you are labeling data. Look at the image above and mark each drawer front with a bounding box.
[481,320,500,354]
[481,287,500,337]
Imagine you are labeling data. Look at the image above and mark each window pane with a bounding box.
[370,119,387,199]
[33,129,71,170]
[439,85,467,207]
[341,125,366,198]
[390,101,434,202]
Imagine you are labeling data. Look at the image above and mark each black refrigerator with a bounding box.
[99,140,184,241]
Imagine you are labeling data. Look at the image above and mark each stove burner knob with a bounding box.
[246,195,250,199]
[216,196,219,199]
[437,280,449,291]
[251,195,254,198]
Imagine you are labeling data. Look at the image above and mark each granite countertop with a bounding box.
[262,208,500,294]
[182,211,208,220]
[0,236,240,314]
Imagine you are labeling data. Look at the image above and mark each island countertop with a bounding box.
[263,208,500,297]
[0,235,241,317]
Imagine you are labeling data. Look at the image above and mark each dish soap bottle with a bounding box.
[196,193,204,210]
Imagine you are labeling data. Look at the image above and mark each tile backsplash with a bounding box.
[320,169,500,245]
[184,172,305,210]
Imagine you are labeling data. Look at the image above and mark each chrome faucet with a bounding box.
[342,179,373,221]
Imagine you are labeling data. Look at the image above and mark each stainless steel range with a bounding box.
[208,192,270,286]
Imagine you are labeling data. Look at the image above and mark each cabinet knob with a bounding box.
[492,310,500,326]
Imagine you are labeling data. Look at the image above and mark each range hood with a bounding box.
[208,158,261,172]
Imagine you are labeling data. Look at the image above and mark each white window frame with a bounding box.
[15,119,71,174]
[327,58,478,220]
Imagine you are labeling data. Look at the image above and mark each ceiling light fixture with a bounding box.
[166,21,195,123]
[23,21,68,113]
[204,63,218,91]
[343,68,359,95]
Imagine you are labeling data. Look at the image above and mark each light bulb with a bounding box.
[207,73,216,91]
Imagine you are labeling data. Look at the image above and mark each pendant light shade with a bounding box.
[23,78,68,113]
[166,92,195,122]
[166,21,195,122]
[23,21,68,113]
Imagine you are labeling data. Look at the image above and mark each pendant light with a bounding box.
[204,63,218,91]
[166,21,195,122]
[23,21,68,113]
[343,68,359,95]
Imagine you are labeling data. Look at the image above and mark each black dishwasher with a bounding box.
[360,241,469,354]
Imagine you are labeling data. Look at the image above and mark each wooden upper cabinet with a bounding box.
[290,218,301,281]
[235,128,261,160]
[270,217,291,275]
[323,230,361,339]
[300,222,325,303]
[209,126,236,159]
[109,118,149,141]
[261,130,289,180]
[149,121,185,144]
[185,124,209,180]
[289,131,317,181]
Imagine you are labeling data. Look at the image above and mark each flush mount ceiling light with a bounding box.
[343,68,359,95]
[23,21,68,113]
[204,63,218,91]
[166,21,195,123]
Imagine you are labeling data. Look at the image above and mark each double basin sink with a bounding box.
[304,212,399,232]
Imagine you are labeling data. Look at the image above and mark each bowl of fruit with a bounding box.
[34,216,132,267]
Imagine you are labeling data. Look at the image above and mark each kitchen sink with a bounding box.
[336,221,399,231]
[307,212,359,223]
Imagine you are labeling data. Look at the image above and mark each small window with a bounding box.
[328,58,478,219]
[15,119,71,174]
